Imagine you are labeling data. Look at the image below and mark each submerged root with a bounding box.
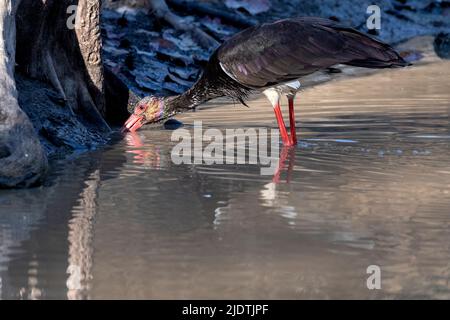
[148,0,219,50]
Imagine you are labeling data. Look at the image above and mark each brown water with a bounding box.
[1,61,450,299]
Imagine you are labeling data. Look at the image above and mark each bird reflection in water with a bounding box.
[125,133,162,168]
[272,146,296,184]
[260,145,297,216]
[125,131,297,184]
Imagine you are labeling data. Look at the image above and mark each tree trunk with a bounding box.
[0,0,47,188]
[16,0,110,131]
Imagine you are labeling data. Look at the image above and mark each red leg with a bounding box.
[288,96,297,145]
[272,146,289,183]
[272,146,296,184]
[286,147,295,183]
[273,103,292,146]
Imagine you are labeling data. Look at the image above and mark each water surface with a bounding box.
[1,61,450,299]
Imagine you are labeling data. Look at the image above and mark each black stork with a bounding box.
[124,17,408,145]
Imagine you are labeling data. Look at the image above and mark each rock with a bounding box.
[433,32,450,59]
[225,0,271,16]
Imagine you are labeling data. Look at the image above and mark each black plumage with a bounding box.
[169,17,408,110]
[217,17,407,88]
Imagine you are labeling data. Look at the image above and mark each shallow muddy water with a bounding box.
[1,61,450,299]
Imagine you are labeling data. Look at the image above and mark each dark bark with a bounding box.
[16,0,110,132]
[148,0,219,50]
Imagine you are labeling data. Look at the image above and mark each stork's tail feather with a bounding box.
[336,27,411,69]
[345,55,411,69]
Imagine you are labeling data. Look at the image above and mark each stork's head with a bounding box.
[124,96,169,132]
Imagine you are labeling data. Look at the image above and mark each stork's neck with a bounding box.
[163,52,252,114]
[165,91,203,112]
[164,77,221,114]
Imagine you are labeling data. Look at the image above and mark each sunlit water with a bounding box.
[1,61,450,299]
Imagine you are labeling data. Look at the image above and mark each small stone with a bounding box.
[433,32,450,59]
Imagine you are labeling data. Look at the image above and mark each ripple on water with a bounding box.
[1,61,450,299]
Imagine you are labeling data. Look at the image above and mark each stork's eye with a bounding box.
[138,105,145,111]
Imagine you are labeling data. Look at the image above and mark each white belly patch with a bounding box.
[262,87,280,107]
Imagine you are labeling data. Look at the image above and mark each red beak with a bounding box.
[123,114,145,132]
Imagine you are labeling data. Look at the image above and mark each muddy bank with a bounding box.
[101,0,449,100]
[16,75,109,157]
[104,0,450,44]
[15,70,137,158]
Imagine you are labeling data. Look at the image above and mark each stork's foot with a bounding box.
[282,137,296,147]
[286,138,296,147]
